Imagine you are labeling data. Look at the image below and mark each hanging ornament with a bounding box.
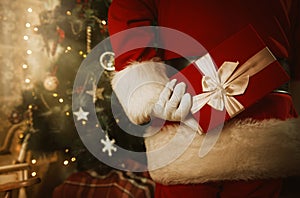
[86,25,92,53]
[51,26,65,56]
[44,65,59,91]
[9,110,24,124]
[99,51,115,71]
[43,75,59,91]
[100,134,117,157]
[73,107,89,121]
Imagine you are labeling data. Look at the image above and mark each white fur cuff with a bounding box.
[112,61,169,125]
[145,117,300,184]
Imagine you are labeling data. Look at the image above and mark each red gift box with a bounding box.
[171,25,290,133]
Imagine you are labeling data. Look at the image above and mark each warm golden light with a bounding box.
[26,49,32,55]
[22,64,28,69]
[25,78,31,83]
[63,160,69,166]
[31,159,37,164]
[31,172,37,177]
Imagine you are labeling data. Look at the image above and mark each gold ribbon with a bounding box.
[191,47,276,117]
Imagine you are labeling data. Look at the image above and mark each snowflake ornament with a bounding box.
[101,135,117,157]
[73,107,89,121]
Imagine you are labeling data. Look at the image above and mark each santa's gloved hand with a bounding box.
[151,79,192,121]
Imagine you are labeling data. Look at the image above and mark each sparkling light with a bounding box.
[65,148,69,153]
[52,93,58,97]
[25,78,31,83]
[65,112,70,116]
[22,64,28,69]
[31,159,37,164]
[25,23,31,28]
[31,172,37,177]
[23,35,29,40]
[58,98,64,103]
[66,10,72,16]
[101,20,107,25]
[71,157,76,162]
[27,8,33,13]
[63,160,69,166]
[26,49,32,55]
[67,46,72,50]
[33,27,39,32]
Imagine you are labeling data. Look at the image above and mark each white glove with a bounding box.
[151,79,192,121]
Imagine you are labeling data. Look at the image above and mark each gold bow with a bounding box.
[191,47,276,117]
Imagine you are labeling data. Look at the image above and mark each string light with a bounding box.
[65,112,70,116]
[71,157,76,162]
[65,148,69,153]
[31,159,37,164]
[23,35,29,41]
[27,8,33,13]
[22,64,28,69]
[31,172,37,177]
[79,50,83,55]
[52,93,58,97]
[19,133,24,139]
[33,27,39,32]
[25,22,31,28]
[58,98,64,103]
[101,20,107,25]
[26,49,32,55]
[25,78,31,84]
[66,10,72,16]
[63,160,69,166]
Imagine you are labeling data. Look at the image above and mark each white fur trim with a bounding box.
[145,117,300,184]
[112,61,169,125]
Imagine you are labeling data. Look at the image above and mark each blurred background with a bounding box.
[0,0,299,198]
[0,0,150,197]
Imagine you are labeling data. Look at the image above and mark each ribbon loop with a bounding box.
[191,47,276,117]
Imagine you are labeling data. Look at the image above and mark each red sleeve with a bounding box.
[290,0,300,81]
[108,0,159,71]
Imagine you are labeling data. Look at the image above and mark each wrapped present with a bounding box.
[171,25,290,133]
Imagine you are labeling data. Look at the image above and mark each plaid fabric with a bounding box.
[52,170,155,198]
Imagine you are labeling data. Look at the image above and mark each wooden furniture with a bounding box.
[0,111,41,198]
[0,163,41,198]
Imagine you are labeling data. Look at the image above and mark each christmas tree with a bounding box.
[4,0,145,188]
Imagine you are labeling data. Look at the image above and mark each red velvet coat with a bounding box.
[108,1,300,197]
